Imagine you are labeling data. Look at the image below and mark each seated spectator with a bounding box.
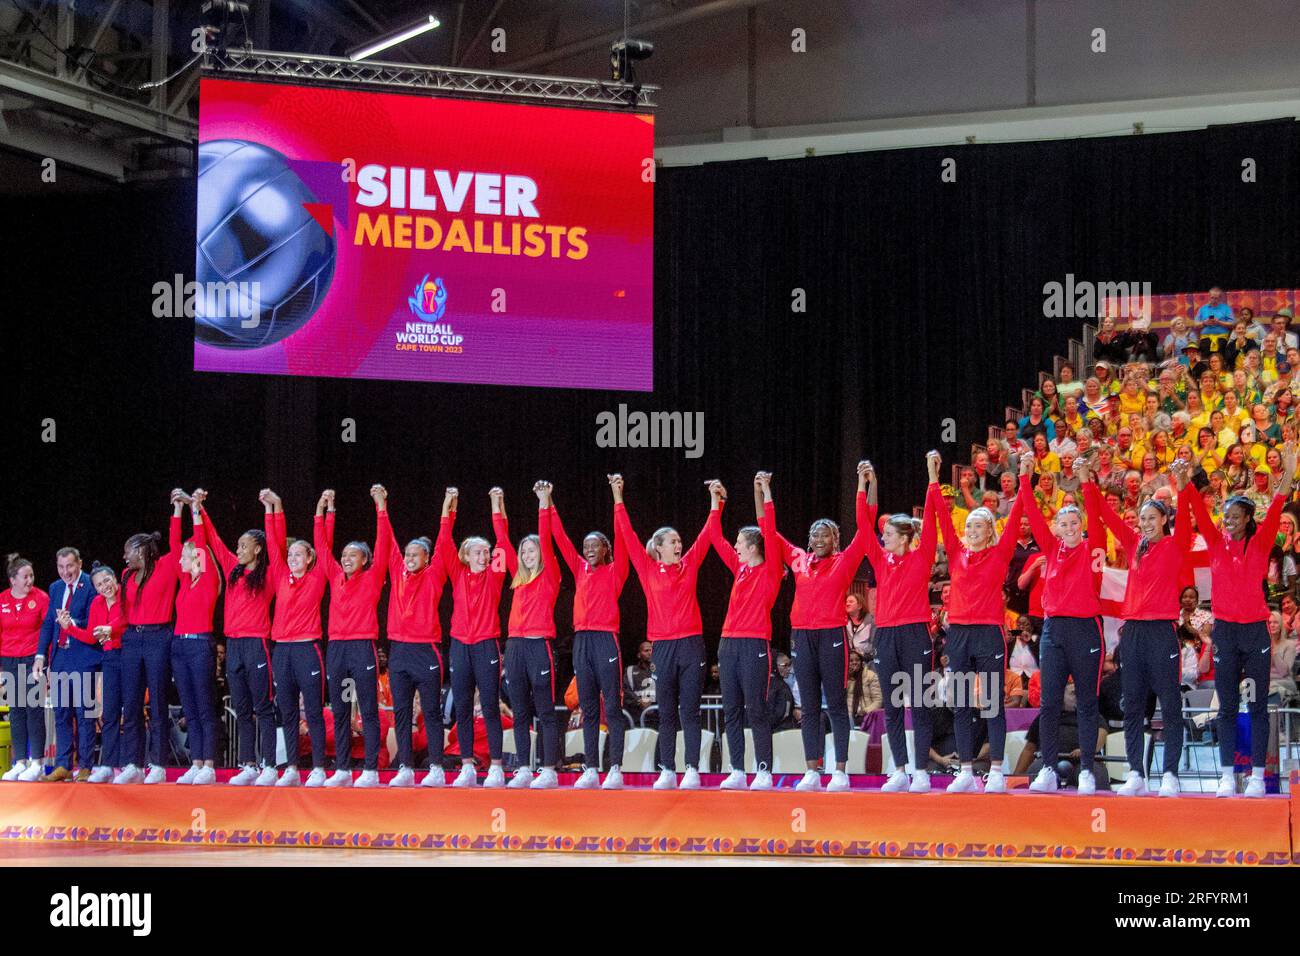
[769,654,797,730]
[845,592,873,659]
[1224,320,1259,370]
[1004,668,1027,708]
[1018,396,1056,443]
[1191,285,1234,352]
[996,470,1018,517]
[847,651,882,723]
[1012,681,1107,789]
[444,690,515,768]
[1057,362,1085,400]
[1093,316,1130,365]
[1162,316,1194,363]
[1007,615,1039,685]
[624,640,656,722]
[1177,585,1215,686]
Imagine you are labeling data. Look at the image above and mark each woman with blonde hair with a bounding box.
[439,486,512,788]
[503,481,564,789]
[612,473,720,789]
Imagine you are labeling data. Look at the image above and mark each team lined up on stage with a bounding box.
[0,446,1289,796]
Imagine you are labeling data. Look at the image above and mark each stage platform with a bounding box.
[0,773,1295,865]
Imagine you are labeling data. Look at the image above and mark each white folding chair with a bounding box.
[675,729,714,772]
[880,729,916,774]
[620,728,658,772]
[721,728,757,772]
[770,729,806,773]
[823,730,869,773]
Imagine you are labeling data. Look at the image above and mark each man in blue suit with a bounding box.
[34,548,96,781]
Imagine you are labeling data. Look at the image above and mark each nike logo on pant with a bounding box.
[366,664,375,670]
[310,670,320,676]
[832,642,843,648]
[994,654,1004,660]
[1089,648,1100,654]
[540,670,550,675]
[608,656,618,663]
[490,659,499,665]
[256,663,267,669]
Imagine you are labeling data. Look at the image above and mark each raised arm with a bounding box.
[548,503,582,577]
[994,480,1027,562]
[168,488,186,555]
[490,487,515,577]
[370,484,393,589]
[198,494,238,575]
[1185,479,1221,549]
[1169,460,1194,553]
[611,473,653,578]
[534,481,559,583]
[705,480,739,573]
[1085,475,1136,562]
[437,488,460,580]
[1018,472,1055,553]
[931,453,960,554]
[857,461,884,571]
[313,490,340,579]
[689,480,726,569]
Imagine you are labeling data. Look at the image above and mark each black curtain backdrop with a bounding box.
[4,118,1298,665]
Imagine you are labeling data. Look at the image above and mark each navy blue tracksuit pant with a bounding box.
[1,654,45,763]
[48,641,102,770]
[389,641,444,770]
[450,639,504,762]
[120,624,172,767]
[873,623,935,771]
[572,630,626,767]
[100,648,123,767]
[718,636,774,771]
[1120,620,1184,776]
[652,635,705,771]
[226,636,276,767]
[326,639,381,771]
[172,633,218,762]
[1213,619,1271,768]
[792,626,851,765]
[505,637,559,768]
[272,641,327,768]
[945,623,1006,762]
[1039,615,1104,776]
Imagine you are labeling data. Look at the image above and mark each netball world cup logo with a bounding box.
[408,274,448,321]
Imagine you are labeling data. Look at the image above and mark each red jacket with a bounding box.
[615,503,714,641]
[708,500,784,639]
[66,593,127,653]
[268,513,328,642]
[382,510,452,644]
[505,507,561,638]
[123,515,182,626]
[439,511,510,644]
[778,491,873,630]
[551,508,629,633]
[202,506,280,638]
[315,509,391,641]
[1188,490,1285,625]
[173,521,221,634]
[1093,482,1193,621]
[1020,475,1103,618]
[0,587,50,656]
[937,484,1025,626]
[862,485,940,629]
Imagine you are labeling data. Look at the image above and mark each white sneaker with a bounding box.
[652,769,677,790]
[390,766,416,788]
[18,761,44,782]
[1116,771,1147,797]
[324,769,352,788]
[574,767,601,789]
[508,768,534,789]
[143,764,166,785]
[354,770,380,788]
[1076,770,1097,795]
[254,765,278,787]
[749,770,773,791]
[719,769,747,790]
[483,765,506,788]
[1244,775,1266,798]
[908,769,931,793]
[176,766,200,785]
[530,768,559,790]
[600,766,624,790]
[192,766,216,786]
[2,761,25,782]
[304,767,327,788]
[984,769,1007,794]
[421,766,446,788]
[881,768,910,793]
[1215,770,1236,798]
[826,769,850,792]
[1158,772,1180,797]
[795,769,822,792]
[229,765,259,787]
[275,766,301,788]
[451,764,478,788]
[680,768,701,790]
[1029,767,1058,793]
[946,769,978,793]
[113,764,143,785]
[87,766,113,784]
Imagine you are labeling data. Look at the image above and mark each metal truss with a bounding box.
[203,49,657,111]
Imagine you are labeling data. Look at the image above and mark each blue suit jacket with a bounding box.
[37,571,95,660]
